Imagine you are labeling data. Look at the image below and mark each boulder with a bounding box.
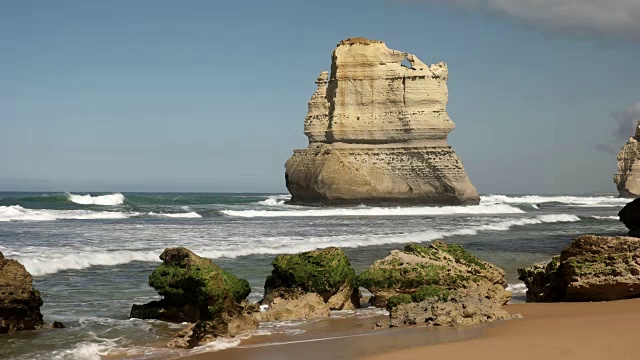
[255,293,330,322]
[357,241,507,307]
[130,247,257,348]
[285,37,479,206]
[388,281,514,328]
[518,235,640,302]
[0,251,44,334]
[618,198,640,237]
[261,247,359,320]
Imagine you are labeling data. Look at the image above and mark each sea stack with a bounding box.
[285,37,479,206]
[614,120,640,197]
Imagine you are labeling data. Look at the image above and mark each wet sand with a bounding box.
[367,298,640,360]
[183,298,640,360]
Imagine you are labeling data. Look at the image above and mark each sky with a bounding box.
[1,0,639,194]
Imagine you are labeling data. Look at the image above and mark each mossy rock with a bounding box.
[386,286,451,309]
[264,247,356,302]
[146,247,251,319]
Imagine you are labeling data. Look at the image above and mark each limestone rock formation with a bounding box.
[387,281,514,328]
[260,247,359,321]
[0,251,45,334]
[357,241,508,308]
[518,235,640,302]
[285,37,479,206]
[130,247,257,348]
[614,121,640,197]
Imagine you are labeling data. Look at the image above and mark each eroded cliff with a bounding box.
[285,37,479,205]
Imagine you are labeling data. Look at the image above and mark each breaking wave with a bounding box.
[257,195,291,206]
[591,215,619,220]
[148,211,202,218]
[481,195,629,207]
[18,250,161,276]
[20,213,581,276]
[0,205,131,222]
[221,204,525,218]
[67,193,125,206]
[506,283,527,294]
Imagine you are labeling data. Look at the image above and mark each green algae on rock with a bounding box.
[262,247,359,319]
[358,241,506,307]
[130,247,257,348]
[519,235,640,302]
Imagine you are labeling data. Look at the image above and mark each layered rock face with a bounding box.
[258,247,359,321]
[0,251,44,334]
[518,235,640,302]
[614,121,640,197]
[285,38,479,206]
[130,248,257,348]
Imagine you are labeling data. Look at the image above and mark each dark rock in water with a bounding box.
[130,247,257,348]
[618,198,640,236]
[0,251,44,334]
[359,242,514,328]
[52,321,65,329]
[259,247,359,321]
[518,235,640,302]
[358,241,507,308]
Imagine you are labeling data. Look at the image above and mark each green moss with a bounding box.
[357,261,471,292]
[148,248,250,317]
[265,247,356,296]
[431,241,486,270]
[387,294,413,309]
[411,285,451,303]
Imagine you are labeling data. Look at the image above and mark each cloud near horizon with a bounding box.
[411,0,640,42]
[597,101,640,154]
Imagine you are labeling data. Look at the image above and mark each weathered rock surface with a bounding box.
[130,247,257,348]
[0,251,44,334]
[615,121,640,197]
[285,37,479,206]
[388,282,514,328]
[357,241,507,308]
[261,247,359,320]
[618,198,640,237]
[518,235,640,302]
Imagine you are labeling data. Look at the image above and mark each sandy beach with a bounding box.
[182,298,640,360]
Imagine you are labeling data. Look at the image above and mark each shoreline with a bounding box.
[180,298,640,360]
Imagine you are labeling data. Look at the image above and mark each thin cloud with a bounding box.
[410,0,640,42]
[596,101,640,153]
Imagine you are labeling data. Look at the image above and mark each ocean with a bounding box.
[0,192,629,359]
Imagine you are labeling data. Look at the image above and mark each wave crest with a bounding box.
[0,205,131,222]
[481,194,628,207]
[221,204,525,218]
[67,193,125,206]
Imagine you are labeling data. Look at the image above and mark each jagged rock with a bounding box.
[0,251,44,334]
[518,235,640,302]
[285,37,479,206]
[255,293,330,322]
[614,121,640,197]
[618,198,640,237]
[388,281,515,328]
[261,248,359,321]
[130,247,257,348]
[357,241,507,307]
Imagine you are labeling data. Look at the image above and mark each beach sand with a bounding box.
[183,298,640,360]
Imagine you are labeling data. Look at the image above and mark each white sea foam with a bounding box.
[481,194,629,207]
[67,193,126,206]
[0,205,131,222]
[257,195,291,206]
[19,250,161,276]
[18,214,581,276]
[591,215,619,220]
[506,282,528,294]
[148,211,202,218]
[221,204,525,218]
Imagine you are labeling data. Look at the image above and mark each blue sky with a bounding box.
[1,0,639,194]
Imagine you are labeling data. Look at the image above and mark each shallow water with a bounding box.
[0,192,628,359]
